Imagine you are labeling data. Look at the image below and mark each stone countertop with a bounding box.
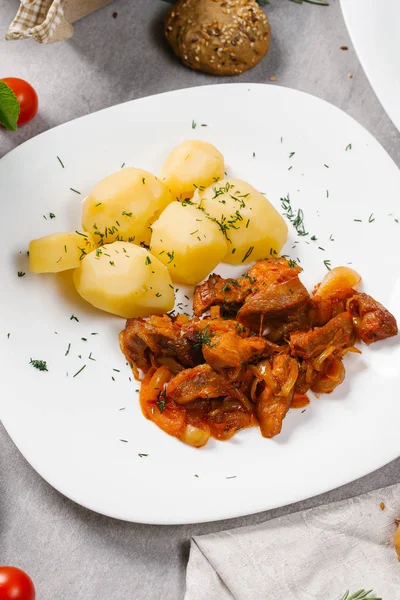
[0,1,399,598]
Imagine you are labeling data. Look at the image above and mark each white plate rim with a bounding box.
[1,83,399,525]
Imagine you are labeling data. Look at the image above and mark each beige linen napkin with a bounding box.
[6,0,112,44]
[185,483,400,599]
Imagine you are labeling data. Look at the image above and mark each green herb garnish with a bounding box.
[0,81,20,131]
[156,389,166,413]
[73,365,86,378]
[340,591,380,600]
[195,325,215,348]
[30,358,48,371]
[242,246,254,262]
[280,194,309,237]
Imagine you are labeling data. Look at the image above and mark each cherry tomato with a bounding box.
[1,78,38,126]
[0,567,35,600]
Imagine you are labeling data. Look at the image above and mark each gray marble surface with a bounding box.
[0,1,399,598]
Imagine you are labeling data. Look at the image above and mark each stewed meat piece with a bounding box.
[347,293,398,344]
[255,354,299,438]
[166,363,252,405]
[193,273,253,316]
[202,330,276,372]
[309,288,356,327]
[237,258,310,331]
[289,312,356,360]
[120,314,196,373]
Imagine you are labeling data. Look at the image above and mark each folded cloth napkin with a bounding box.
[185,483,400,599]
[6,0,111,44]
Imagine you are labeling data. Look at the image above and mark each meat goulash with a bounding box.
[120,258,398,448]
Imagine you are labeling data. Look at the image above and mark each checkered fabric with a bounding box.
[6,0,73,43]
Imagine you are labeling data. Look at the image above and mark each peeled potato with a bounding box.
[314,266,361,298]
[161,140,224,200]
[150,201,227,285]
[73,241,174,318]
[81,168,174,247]
[198,178,288,265]
[29,231,95,273]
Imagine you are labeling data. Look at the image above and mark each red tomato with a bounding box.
[0,567,35,600]
[1,78,38,126]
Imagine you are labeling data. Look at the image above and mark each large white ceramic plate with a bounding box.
[1,84,399,525]
[341,0,400,132]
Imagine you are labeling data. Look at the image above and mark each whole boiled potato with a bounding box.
[164,0,270,76]
[150,201,227,284]
[161,140,224,200]
[73,242,174,318]
[198,179,287,265]
[29,231,95,273]
[81,168,174,247]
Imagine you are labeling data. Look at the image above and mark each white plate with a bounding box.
[1,84,399,525]
[341,0,400,132]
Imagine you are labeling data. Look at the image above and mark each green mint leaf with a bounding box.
[0,81,21,131]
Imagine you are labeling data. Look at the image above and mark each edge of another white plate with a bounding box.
[340,0,400,133]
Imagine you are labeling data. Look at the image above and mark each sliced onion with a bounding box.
[141,365,172,406]
[250,377,260,402]
[312,358,345,394]
[253,360,275,390]
[278,360,299,397]
[181,424,210,448]
[338,346,362,358]
[234,391,254,412]
[325,357,345,382]
[314,266,361,298]
[312,345,336,372]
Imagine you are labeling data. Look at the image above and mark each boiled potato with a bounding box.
[150,201,227,285]
[160,140,224,200]
[198,178,287,265]
[73,242,174,318]
[81,168,174,247]
[29,231,95,273]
